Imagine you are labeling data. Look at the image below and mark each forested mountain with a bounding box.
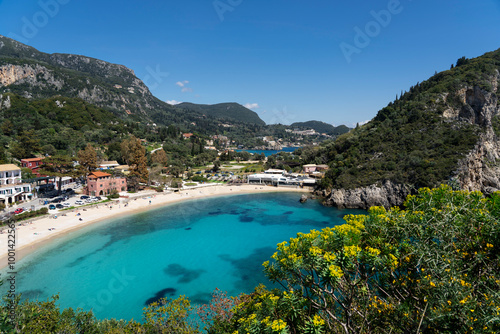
[290,120,350,135]
[0,35,266,130]
[177,102,265,126]
[311,49,500,209]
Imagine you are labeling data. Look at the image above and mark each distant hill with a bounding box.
[290,120,350,135]
[177,102,265,126]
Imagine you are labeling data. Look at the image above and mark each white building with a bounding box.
[248,169,316,186]
[0,164,32,205]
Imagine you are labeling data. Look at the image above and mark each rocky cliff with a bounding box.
[454,70,500,194]
[0,34,169,118]
[323,180,411,209]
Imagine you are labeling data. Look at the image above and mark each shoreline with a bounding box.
[0,184,311,269]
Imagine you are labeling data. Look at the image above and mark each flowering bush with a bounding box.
[221,185,499,333]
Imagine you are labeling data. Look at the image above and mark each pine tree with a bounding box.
[121,136,149,183]
[77,143,99,174]
[38,155,82,193]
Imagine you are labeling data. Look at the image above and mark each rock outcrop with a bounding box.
[453,70,500,194]
[325,181,411,209]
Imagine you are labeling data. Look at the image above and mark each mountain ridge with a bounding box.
[177,102,265,126]
[0,35,267,128]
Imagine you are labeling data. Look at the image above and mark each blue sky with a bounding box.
[0,0,499,126]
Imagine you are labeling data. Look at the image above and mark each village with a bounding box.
[0,152,327,219]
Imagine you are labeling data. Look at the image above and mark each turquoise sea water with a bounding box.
[236,147,300,157]
[0,192,364,322]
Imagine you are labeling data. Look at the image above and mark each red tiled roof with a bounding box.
[88,171,111,178]
[21,158,44,162]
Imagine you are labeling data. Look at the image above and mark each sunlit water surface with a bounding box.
[0,192,364,321]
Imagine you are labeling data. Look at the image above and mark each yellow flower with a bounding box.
[323,252,336,263]
[365,246,381,257]
[271,319,286,332]
[312,314,325,327]
[329,265,343,279]
[309,246,323,256]
[344,245,361,257]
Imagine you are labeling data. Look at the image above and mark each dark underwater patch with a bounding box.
[284,211,293,215]
[190,292,212,305]
[218,247,276,291]
[164,264,205,284]
[20,289,44,300]
[239,216,254,222]
[144,288,177,305]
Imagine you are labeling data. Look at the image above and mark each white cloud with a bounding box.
[166,100,182,105]
[176,80,192,93]
[176,80,189,87]
[244,103,259,110]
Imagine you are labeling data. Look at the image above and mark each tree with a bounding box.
[220,185,500,333]
[21,167,35,181]
[121,136,149,183]
[212,160,221,173]
[77,143,98,174]
[151,149,168,167]
[9,129,41,160]
[0,145,7,164]
[38,155,81,193]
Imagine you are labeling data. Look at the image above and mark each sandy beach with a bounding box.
[0,184,311,269]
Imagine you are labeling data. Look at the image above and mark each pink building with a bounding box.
[21,157,44,177]
[85,171,127,196]
[303,164,317,173]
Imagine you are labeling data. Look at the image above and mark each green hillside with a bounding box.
[177,102,266,126]
[313,48,500,190]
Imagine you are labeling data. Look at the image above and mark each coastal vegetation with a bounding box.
[1,186,498,333]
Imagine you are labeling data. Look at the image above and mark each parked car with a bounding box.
[49,204,56,210]
[75,200,84,205]
[62,203,71,208]
[96,196,102,200]
[14,208,24,215]
[80,195,90,200]
[56,204,64,209]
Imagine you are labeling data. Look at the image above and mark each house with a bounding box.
[99,161,120,170]
[303,164,317,173]
[182,133,194,139]
[316,165,329,171]
[85,172,127,196]
[114,165,130,174]
[21,157,44,177]
[0,164,32,205]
